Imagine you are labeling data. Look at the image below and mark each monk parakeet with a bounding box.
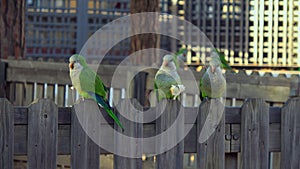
[69,54,124,131]
[199,52,226,100]
[154,54,185,101]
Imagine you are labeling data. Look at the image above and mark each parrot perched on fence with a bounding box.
[199,50,228,100]
[154,54,185,101]
[69,54,124,131]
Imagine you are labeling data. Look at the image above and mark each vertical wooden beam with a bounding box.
[133,72,148,106]
[240,98,269,169]
[28,99,58,169]
[197,99,225,169]
[281,97,300,169]
[71,99,100,169]
[156,100,184,169]
[0,0,25,58]
[114,99,143,169]
[0,61,7,98]
[0,98,14,169]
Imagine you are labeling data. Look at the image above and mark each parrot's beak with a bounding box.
[163,60,169,67]
[69,62,74,70]
[211,66,216,73]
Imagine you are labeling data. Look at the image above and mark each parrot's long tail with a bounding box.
[90,92,125,131]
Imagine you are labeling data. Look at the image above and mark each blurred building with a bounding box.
[184,0,300,68]
[24,0,300,68]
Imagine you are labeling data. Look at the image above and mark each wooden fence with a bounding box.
[1,97,300,169]
[1,59,300,108]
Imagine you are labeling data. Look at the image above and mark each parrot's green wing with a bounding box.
[79,67,107,99]
[155,73,178,100]
[199,79,208,101]
[214,48,232,70]
[79,67,125,131]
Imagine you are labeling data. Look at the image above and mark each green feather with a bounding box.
[213,48,232,70]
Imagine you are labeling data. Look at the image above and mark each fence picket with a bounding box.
[0,98,14,169]
[156,100,184,169]
[28,99,58,169]
[71,99,100,169]
[281,97,300,169]
[114,99,143,169]
[197,99,225,169]
[241,98,269,169]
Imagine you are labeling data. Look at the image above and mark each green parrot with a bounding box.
[199,51,227,100]
[154,54,185,101]
[69,54,124,131]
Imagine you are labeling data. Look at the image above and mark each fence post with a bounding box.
[197,99,225,169]
[0,61,7,98]
[71,99,100,169]
[133,72,148,106]
[0,98,14,169]
[156,100,184,169]
[281,97,300,169]
[114,99,143,169]
[27,99,58,169]
[240,98,269,169]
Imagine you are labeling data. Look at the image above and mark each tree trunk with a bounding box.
[0,0,25,59]
[130,0,160,66]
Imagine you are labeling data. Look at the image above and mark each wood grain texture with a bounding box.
[156,100,184,169]
[114,99,143,169]
[10,104,284,155]
[197,99,225,169]
[240,99,269,169]
[71,99,100,169]
[281,97,300,169]
[27,99,58,169]
[0,98,14,169]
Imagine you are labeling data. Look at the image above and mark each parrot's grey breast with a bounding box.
[70,67,83,92]
[202,69,226,98]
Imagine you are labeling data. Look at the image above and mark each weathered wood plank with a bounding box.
[11,105,283,155]
[197,99,225,169]
[4,60,296,105]
[27,99,58,169]
[240,99,269,169]
[156,100,184,169]
[0,61,7,98]
[24,82,33,106]
[281,97,300,169]
[71,100,100,169]
[0,98,14,169]
[114,99,143,169]
[225,153,238,169]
